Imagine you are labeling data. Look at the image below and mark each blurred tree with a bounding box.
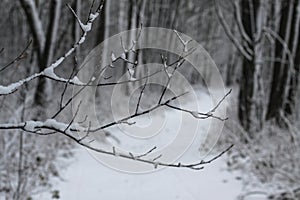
[20,0,62,119]
[266,0,300,123]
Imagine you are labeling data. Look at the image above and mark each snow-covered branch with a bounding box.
[0,1,105,96]
[0,119,233,170]
[0,40,32,73]
[0,1,233,172]
[0,89,232,170]
[166,89,232,121]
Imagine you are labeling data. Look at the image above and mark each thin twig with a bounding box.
[0,40,32,73]
[135,67,148,114]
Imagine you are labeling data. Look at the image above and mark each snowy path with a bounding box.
[37,90,244,200]
[39,147,242,200]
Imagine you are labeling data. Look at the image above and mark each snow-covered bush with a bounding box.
[224,119,300,200]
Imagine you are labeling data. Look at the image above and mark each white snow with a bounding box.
[44,119,71,133]
[44,67,59,79]
[81,23,92,32]
[0,72,41,95]
[24,121,43,132]
[43,66,85,85]
[78,36,86,45]
[34,147,243,200]
[52,57,64,70]
[71,76,84,85]
[121,52,126,60]
[89,13,98,21]
[0,82,21,95]
[111,52,117,62]
[34,89,244,200]
[129,76,137,81]
[23,119,72,134]
[128,66,135,76]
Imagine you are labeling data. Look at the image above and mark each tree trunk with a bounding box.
[266,0,299,122]
[34,0,61,119]
[238,0,266,135]
[284,0,300,119]
[20,0,61,119]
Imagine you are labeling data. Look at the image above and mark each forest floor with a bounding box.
[35,89,266,200]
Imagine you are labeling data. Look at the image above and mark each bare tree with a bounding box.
[20,0,62,119]
[216,0,300,134]
[267,0,300,123]
[215,0,267,135]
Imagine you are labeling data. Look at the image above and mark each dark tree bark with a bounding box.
[284,0,300,118]
[20,0,61,119]
[266,0,300,122]
[96,0,106,44]
[238,0,265,134]
[73,0,81,60]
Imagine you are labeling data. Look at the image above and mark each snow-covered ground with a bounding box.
[38,146,243,200]
[36,89,246,200]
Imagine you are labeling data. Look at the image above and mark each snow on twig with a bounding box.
[0,1,105,96]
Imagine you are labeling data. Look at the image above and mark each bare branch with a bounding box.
[90,92,188,132]
[158,55,185,104]
[263,27,295,73]
[136,146,157,159]
[214,0,253,60]
[174,30,192,52]
[0,40,32,73]
[210,89,232,113]
[231,0,252,43]
[165,89,231,121]
[135,68,148,114]
[0,118,233,170]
